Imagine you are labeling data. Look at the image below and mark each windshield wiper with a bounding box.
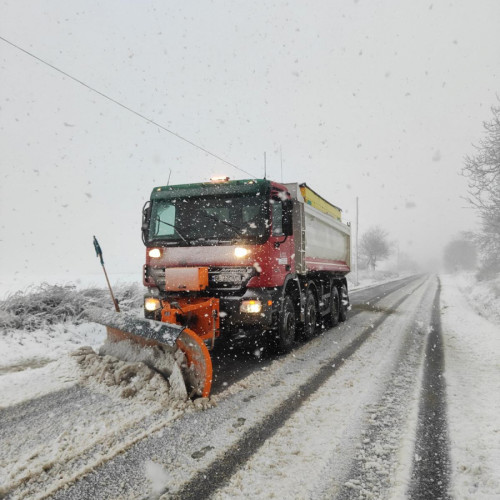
[197,212,242,237]
[154,217,191,245]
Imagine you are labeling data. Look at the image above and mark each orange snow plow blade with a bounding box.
[85,308,213,398]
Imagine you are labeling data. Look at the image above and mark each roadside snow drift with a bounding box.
[440,274,500,499]
[74,341,188,401]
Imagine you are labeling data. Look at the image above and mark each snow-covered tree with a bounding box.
[462,103,500,278]
[360,226,390,271]
[443,235,477,273]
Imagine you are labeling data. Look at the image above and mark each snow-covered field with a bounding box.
[0,281,144,407]
[0,272,499,499]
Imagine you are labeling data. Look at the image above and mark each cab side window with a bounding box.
[271,199,283,236]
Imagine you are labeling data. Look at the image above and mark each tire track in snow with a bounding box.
[172,277,427,500]
[0,383,186,499]
[333,277,436,499]
[409,278,451,499]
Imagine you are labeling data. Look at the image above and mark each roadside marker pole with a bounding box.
[93,236,121,312]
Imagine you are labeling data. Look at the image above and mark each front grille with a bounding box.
[208,267,256,290]
[146,266,256,292]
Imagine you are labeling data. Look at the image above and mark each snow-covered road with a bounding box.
[1,274,499,499]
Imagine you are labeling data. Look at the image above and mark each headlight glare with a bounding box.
[145,297,161,312]
[148,248,162,258]
[234,247,250,258]
[240,300,262,314]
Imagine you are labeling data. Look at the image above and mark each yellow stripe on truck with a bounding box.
[299,184,342,221]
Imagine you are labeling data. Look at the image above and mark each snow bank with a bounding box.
[0,282,144,369]
[441,274,500,499]
[0,282,144,404]
[450,272,500,326]
[0,356,78,408]
[0,282,143,331]
[0,322,106,373]
[348,269,413,291]
[73,342,189,401]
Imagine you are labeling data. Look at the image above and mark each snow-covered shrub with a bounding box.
[454,272,500,325]
[476,254,500,281]
[0,283,144,331]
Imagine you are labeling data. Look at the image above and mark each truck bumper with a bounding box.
[144,287,282,343]
[219,288,280,333]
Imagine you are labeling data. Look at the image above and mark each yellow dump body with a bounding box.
[299,183,342,221]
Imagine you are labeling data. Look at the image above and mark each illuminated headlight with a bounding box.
[240,300,262,314]
[145,297,161,312]
[234,247,250,258]
[148,248,162,258]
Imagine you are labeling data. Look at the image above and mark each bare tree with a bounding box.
[443,234,477,273]
[463,103,500,211]
[462,103,500,277]
[360,226,390,270]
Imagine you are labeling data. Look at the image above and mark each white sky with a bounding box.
[1,0,499,283]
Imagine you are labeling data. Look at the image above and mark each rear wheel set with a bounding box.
[329,286,340,327]
[302,290,319,340]
[339,284,349,322]
[273,295,296,354]
[271,282,347,354]
[328,283,348,327]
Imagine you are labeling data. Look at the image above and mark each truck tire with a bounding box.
[275,295,296,353]
[339,285,349,322]
[329,286,340,327]
[302,290,318,340]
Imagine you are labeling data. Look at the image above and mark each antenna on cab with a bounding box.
[280,146,283,183]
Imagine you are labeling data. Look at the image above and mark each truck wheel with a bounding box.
[303,290,318,340]
[329,286,340,327]
[339,285,349,322]
[275,295,296,353]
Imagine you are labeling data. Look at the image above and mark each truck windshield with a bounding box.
[148,194,269,245]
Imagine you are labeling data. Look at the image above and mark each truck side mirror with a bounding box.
[141,201,152,244]
[282,200,293,236]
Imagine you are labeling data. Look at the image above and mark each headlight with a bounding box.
[240,300,262,314]
[145,297,161,311]
[148,248,162,258]
[234,247,250,258]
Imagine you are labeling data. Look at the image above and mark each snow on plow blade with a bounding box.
[84,307,213,399]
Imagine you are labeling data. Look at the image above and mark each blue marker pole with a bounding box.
[93,236,120,312]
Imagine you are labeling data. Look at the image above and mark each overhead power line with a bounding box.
[0,35,256,178]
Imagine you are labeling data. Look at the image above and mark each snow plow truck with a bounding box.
[88,177,351,399]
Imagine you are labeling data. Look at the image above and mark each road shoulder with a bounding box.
[440,274,500,499]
